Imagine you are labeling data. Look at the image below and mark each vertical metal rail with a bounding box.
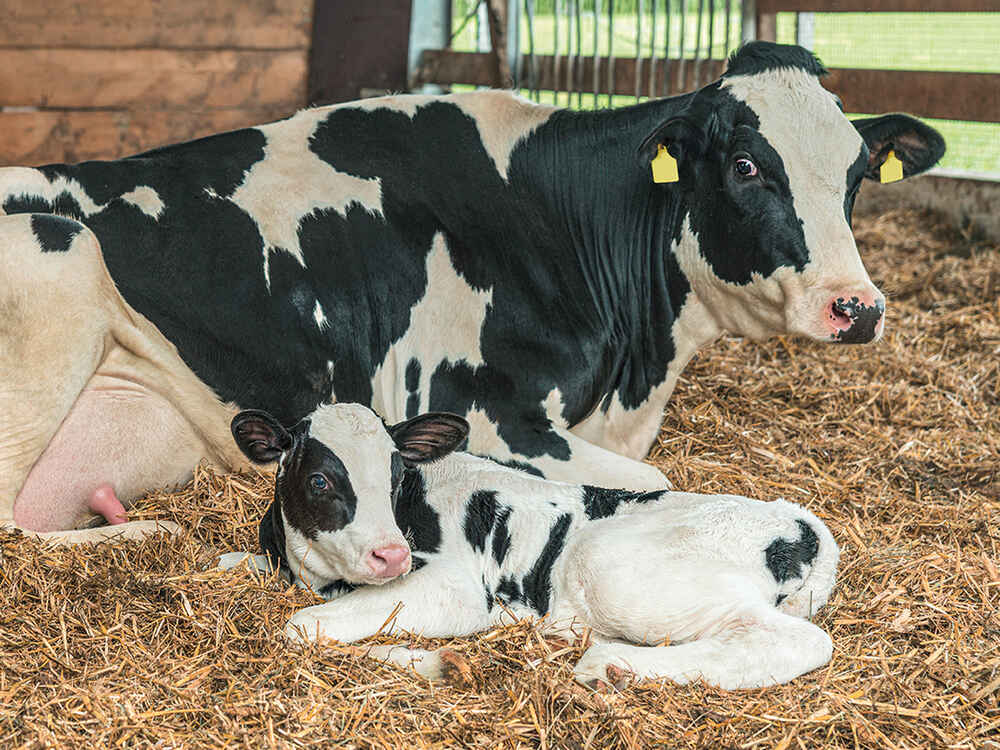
[592,0,602,107]
[692,0,704,89]
[662,0,672,96]
[525,0,538,100]
[648,0,658,99]
[635,0,644,101]
[553,0,561,104]
[676,0,687,95]
[574,0,583,106]
[707,0,715,65]
[606,0,615,107]
[724,0,732,56]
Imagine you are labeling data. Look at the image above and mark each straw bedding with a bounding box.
[2,208,997,749]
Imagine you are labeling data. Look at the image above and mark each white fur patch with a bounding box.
[119,186,165,219]
[313,300,329,330]
[227,112,383,287]
[370,232,493,421]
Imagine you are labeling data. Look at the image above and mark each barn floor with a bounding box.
[2,209,997,749]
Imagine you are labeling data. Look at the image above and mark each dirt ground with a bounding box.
[2,208,997,749]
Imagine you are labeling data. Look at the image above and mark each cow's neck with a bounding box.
[510,97,721,427]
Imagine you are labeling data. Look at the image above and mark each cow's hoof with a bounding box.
[574,648,635,692]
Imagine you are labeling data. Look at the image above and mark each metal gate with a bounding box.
[414,0,755,104]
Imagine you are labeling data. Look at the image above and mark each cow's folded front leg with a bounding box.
[542,427,670,490]
[285,567,488,645]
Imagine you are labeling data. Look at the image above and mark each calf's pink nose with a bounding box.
[366,544,411,578]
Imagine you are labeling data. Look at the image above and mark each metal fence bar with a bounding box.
[635,0,644,101]
[662,0,672,96]
[724,0,732,55]
[552,0,560,102]
[693,0,704,88]
[607,0,615,106]
[676,0,687,93]
[574,0,583,105]
[592,0,601,106]
[649,0,658,98]
[707,0,715,59]
[525,0,538,99]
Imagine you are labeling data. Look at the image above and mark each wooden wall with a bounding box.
[0,0,314,166]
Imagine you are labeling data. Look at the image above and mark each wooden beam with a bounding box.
[757,0,1000,11]
[308,0,412,105]
[0,108,292,167]
[417,51,1000,122]
[0,0,312,49]
[827,68,999,123]
[0,49,306,109]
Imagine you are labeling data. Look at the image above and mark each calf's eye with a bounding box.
[734,157,758,178]
[308,473,329,492]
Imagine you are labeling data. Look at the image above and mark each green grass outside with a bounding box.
[450,5,1000,174]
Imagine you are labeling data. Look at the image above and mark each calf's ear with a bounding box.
[852,114,945,180]
[231,409,293,464]
[388,412,470,465]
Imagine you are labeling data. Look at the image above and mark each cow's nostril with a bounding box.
[829,300,852,327]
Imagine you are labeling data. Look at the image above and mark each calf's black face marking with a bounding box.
[276,437,358,540]
[765,520,820,583]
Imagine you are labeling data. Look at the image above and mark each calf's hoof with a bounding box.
[573,646,636,691]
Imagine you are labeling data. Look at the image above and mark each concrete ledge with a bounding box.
[857,169,1000,243]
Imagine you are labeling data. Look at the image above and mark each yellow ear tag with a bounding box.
[651,144,679,184]
[880,149,904,184]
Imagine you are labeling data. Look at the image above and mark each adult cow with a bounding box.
[0,43,943,543]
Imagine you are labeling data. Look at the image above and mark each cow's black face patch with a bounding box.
[31,214,82,253]
[276,436,358,540]
[677,93,810,285]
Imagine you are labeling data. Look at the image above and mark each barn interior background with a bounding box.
[1,2,998,748]
[1,0,997,238]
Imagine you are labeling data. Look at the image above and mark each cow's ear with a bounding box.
[231,409,292,464]
[388,412,469,465]
[852,114,945,181]
[638,117,701,178]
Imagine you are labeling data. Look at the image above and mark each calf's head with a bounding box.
[640,42,945,344]
[231,403,468,592]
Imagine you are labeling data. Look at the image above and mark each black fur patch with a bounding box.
[258,497,290,576]
[725,41,827,78]
[765,520,820,583]
[394,470,441,553]
[494,576,522,606]
[319,579,356,599]
[405,358,421,419]
[463,490,498,553]
[521,513,573,614]
[277,436,358,540]
[31,214,81,253]
[491,506,513,565]
[581,486,668,519]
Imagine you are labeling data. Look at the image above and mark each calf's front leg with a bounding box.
[286,568,489,679]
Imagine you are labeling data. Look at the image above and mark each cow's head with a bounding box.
[640,42,944,344]
[230,404,468,593]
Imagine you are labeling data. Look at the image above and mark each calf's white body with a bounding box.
[223,403,839,690]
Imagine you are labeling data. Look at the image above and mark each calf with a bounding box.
[222,403,839,690]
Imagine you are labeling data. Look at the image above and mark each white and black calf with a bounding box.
[1,42,945,542]
[220,403,839,690]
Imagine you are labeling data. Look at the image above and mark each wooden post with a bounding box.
[308,0,413,105]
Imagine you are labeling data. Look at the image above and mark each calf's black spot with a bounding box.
[491,506,513,565]
[581,485,668,520]
[765,520,819,583]
[31,214,81,253]
[463,490,498,553]
[395,470,441,554]
[521,513,573,615]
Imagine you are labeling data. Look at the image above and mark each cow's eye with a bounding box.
[734,157,758,178]
[308,473,329,492]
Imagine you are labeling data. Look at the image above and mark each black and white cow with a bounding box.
[220,402,839,690]
[1,42,944,543]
